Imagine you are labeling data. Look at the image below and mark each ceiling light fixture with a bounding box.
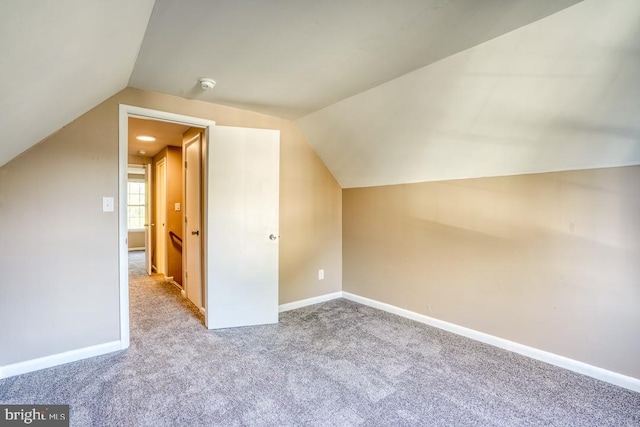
[136,135,156,142]
[199,78,216,90]
[137,150,146,155]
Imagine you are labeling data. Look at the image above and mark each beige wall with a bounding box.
[152,146,183,284]
[120,88,343,302]
[128,231,145,249]
[343,166,640,378]
[0,98,121,365]
[0,87,342,365]
[128,155,152,166]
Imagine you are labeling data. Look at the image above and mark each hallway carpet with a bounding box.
[1,251,639,426]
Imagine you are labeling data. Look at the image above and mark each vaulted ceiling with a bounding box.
[298,0,640,187]
[129,0,582,120]
[2,0,639,187]
[0,0,155,168]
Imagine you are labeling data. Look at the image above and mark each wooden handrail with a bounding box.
[169,230,183,245]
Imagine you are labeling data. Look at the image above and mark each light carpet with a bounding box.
[1,251,638,426]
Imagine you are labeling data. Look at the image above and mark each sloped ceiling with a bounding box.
[3,0,638,188]
[298,0,640,187]
[0,0,155,167]
[130,0,581,120]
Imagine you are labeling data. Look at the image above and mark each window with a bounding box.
[127,180,146,230]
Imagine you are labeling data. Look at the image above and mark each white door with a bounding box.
[144,163,152,275]
[207,126,280,329]
[155,158,167,276]
[184,134,203,310]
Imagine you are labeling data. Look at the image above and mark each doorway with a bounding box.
[128,117,191,283]
[118,105,280,350]
[124,113,206,345]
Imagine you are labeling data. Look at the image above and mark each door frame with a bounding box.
[144,163,152,275]
[118,104,215,349]
[183,132,204,313]
[154,157,167,276]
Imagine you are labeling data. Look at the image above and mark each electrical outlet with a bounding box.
[318,269,324,280]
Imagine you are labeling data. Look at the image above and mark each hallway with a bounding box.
[128,250,203,331]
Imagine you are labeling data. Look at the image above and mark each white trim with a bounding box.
[118,106,130,349]
[342,292,640,393]
[154,157,168,277]
[5,292,636,393]
[119,104,216,341]
[278,291,343,312]
[183,133,200,147]
[0,341,123,379]
[183,132,205,320]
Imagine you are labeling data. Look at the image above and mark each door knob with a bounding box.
[192,230,200,236]
[269,234,279,240]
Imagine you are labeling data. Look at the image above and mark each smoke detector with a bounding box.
[199,78,216,90]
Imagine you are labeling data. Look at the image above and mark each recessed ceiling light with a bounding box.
[137,150,146,155]
[136,135,156,142]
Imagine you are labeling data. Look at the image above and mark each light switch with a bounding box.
[175,203,181,212]
[103,197,114,212]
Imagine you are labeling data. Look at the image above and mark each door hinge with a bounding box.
[184,161,187,169]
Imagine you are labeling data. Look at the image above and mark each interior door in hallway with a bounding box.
[184,133,203,310]
[144,163,152,275]
[155,158,167,276]
[207,126,280,329]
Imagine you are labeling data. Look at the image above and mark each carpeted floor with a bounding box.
[1,251,639,426]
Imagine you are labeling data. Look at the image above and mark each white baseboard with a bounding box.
[177,287,204,314]
[0,340,124,380]
[279,291,343,312]
[5,293,637,393]
[342,292,640,393]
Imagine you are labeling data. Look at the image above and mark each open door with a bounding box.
[118,105,279,345]
[155,158,167,276]
[144,163,152,275]
[184,133,203,311]
[206,126,280,329]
